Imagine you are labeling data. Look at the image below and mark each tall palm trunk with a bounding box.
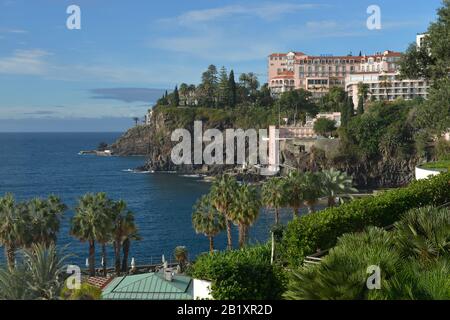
[101,243,107,277]
[238,224,245,248]
[293,206,300,218]
[270,232,275,265]
[88,240,95,277]
[113,240,121,276]
[274,208,279,225]
[121,238,130,273]
[208,236,214,254]
[5,244,15,271]
[225,219,233,250]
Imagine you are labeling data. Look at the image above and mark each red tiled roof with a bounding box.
[87,276,116,289]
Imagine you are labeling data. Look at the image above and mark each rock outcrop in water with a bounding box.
[111,125,153,156]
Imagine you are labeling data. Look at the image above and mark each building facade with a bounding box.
[268,49,430,107]
[345,72,430,107]
[268,50,402,98]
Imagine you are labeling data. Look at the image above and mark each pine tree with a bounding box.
[341,96,354,127]
[357,95,364,115]
[228,70,237,108]
[172,86,180,107]
[218,66,229,108]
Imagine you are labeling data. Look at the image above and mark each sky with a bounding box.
[0,0,443,132]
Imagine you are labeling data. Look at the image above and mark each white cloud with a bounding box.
[161,2,320,25]
[151,28,275,62]
[0,49,50,75]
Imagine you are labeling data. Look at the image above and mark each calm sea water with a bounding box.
[0,132,291,267]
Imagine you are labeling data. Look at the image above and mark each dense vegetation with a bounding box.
[285,206,450,300]
[281,172,450,267]
[0,193,141,299]
[187,244,287,300]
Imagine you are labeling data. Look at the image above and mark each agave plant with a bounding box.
[0,243,67,300]
[319,169,358,207]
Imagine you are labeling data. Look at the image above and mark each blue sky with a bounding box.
[0,0,443,132]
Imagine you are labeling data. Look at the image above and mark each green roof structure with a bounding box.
[102,272,194,300]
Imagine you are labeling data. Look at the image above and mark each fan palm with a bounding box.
[174,246,188,272]
[25,196,67,247]
[302,172,322,213]
[229,185,261,248]
[71,193,112,276]
[393,206,450,263]
[0,194,26,270]
[192,195,226,253]
[210,175,239,250]
[284,227,399,300]
[261,177,285,224]
[283,171,304,218]
[319,169,358,207]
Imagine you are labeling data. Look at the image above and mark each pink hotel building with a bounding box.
[267,50,421,104]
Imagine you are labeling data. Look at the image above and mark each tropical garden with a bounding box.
[0,192,140,299]
[188,171,450,300]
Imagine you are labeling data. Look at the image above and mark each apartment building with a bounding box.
[268,50,401,98]
[345,72,429,106]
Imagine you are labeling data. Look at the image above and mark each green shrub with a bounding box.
[284,206,450,300]
[61,283,102,300]
[281,172,450,268]
[187,244,287,300]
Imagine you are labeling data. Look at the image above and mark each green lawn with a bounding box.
[420,160,450,170]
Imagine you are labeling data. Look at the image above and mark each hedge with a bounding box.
[281,172,450,268]
[187,244,287,300]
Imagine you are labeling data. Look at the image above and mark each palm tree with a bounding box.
[121,227,140,273]
[174,246,188,272]
[302,172,323,213]
[379,75,392,100]
[357,82,370,101]
[0,194,25,270]
[179,83,189,106]
[210,175,239,250]
[25,196,66,247]
[261,177,285,224]
[229,185,261,248]
[319,169,358,207]
[394,206,450,263]
[71,193,112,276]
[283,171,304,218]
[192,195,226,253]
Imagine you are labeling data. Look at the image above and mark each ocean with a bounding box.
[0,132,293,267]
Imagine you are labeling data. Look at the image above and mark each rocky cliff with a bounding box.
[111,125,153,156]
[111,107,419,188]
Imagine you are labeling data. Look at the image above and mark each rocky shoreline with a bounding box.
[109,108,419,189]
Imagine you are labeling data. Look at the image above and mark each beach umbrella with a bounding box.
[85,258,89,268]
[131,257,136,269]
